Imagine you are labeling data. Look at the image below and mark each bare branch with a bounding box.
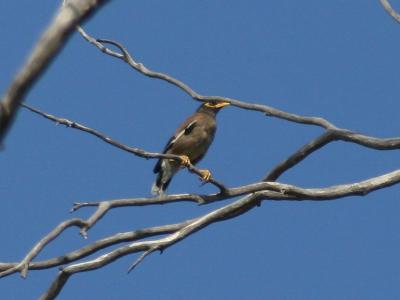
[20,103,179,160]
[127,248,156,273]
[266,169,400,200]
[72,169,400,208]
[265,129,400,181]
[0,219,87,279]
[78,28,336,129]
[72,193,204,212]
[266,131,335,181]
[39,271,70,300]
[0,221,192,274]
[380,0,400,23]
[0,0,109,144]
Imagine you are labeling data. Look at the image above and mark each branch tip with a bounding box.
[127,249,154,274]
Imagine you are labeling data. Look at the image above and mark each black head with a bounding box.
[196,101,230,115]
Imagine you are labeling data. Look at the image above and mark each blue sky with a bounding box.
[2,1,400,299]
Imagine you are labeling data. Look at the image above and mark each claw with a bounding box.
[179,155,191,167]
[198,169,212,182]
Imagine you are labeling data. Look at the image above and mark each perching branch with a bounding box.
[21,103,228,193]
[71,168,400,211]
[22,102,400,194]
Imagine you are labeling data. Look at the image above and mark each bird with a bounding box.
[151,101,230,195]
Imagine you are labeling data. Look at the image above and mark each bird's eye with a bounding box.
[204,102,216,108]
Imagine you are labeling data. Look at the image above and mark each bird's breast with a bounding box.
[186,124,216,163]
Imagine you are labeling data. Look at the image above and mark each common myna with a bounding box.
[151,101,230,195]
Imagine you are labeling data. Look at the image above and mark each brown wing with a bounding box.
[163,113,216,165]
[153,116,198,174]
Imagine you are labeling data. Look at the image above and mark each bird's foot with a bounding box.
[198,169,212,182]
[179,155,192,167]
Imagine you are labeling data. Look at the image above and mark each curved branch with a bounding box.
[78,28,335,129]
[265,129,400,181]
[266,131,335,181]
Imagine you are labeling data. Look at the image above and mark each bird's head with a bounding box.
[197,101,230,115]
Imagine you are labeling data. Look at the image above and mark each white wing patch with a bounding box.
[169,120,197,147]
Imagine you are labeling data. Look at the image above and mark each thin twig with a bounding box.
[127,248,155,273]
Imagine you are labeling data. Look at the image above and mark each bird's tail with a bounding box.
[151,179,164,195]
[151,159,178,195]
[151,172,172,195]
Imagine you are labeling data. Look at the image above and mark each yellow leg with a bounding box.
[179,155,191,167]
[198,169,212,182]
